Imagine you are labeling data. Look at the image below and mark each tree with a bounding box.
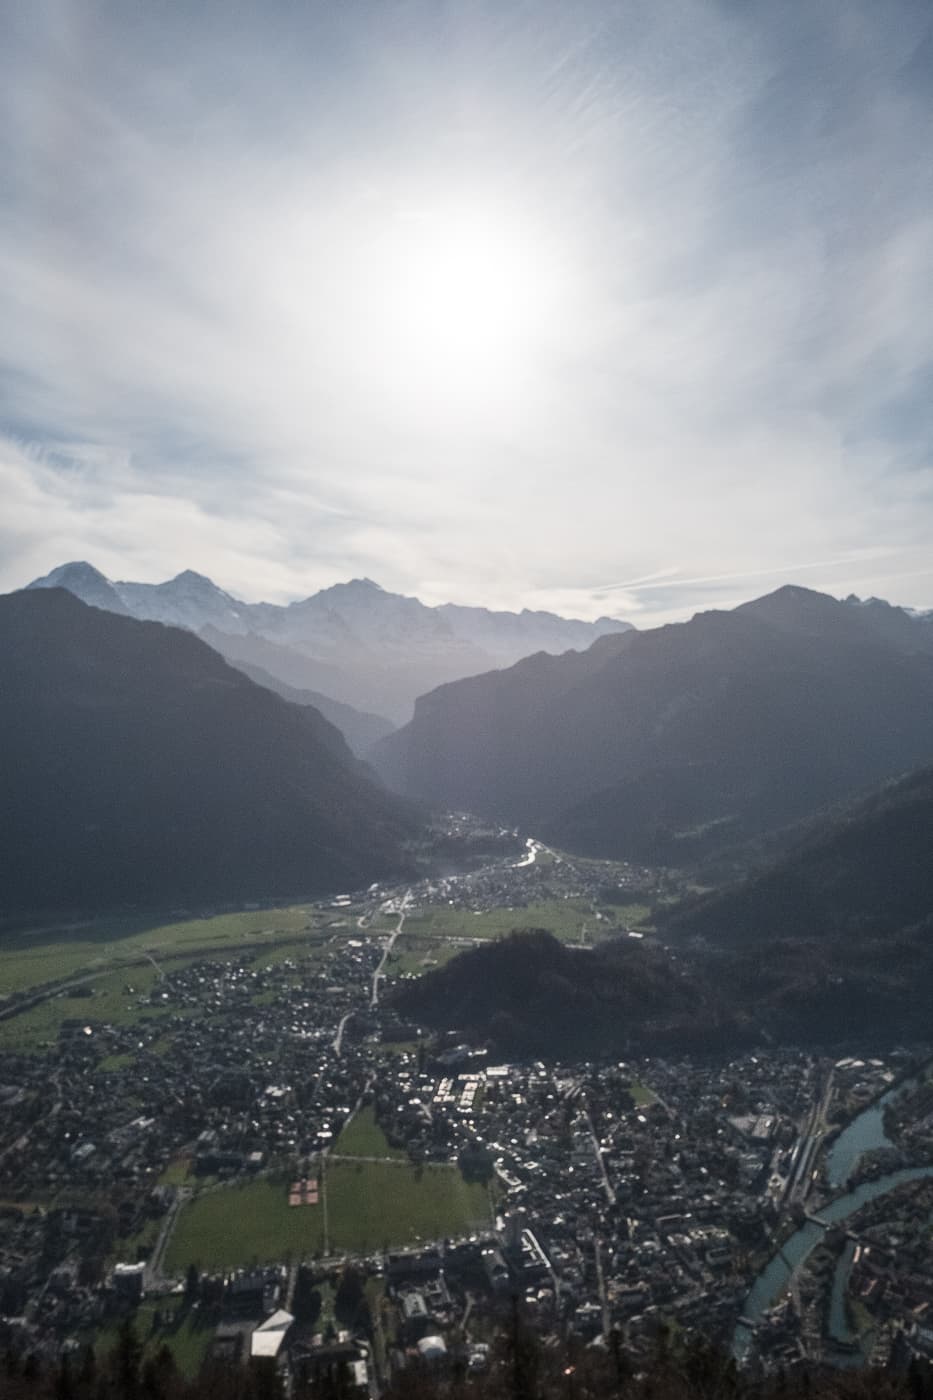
[292,1266,321,1326]
[335,1266,371,1335]
[141,1345,176,1400]
[184,1263,200,1307]
[112,1319,143,1400]
[54,1354,74,1400]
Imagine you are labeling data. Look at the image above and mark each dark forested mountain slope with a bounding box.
[390,929,744,1057]
[373,587,933,864]
[665,765,933,948]
[0,589,419,914]
[657,765,933,1042]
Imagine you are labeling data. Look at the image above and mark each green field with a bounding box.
[387,898,633,977]
[607,902,653,929]
[164,1160,491,1271]
[0,905,320,1000]
[334,1105,406,1160]
[402,899,598,942]
[95,1297,214,1377]
[0,906,335,1055]
[159,1157,195,1187]
[97,1051,137,1073]
[326,1159,490,1251]
[164,1178,325,1272]
[0,964,172,1051]
[390,939,465,975]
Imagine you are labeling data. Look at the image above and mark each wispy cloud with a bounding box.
[1,0,932,617]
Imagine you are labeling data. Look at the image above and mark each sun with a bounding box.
[395,209,537,352]
[355,198,568,403]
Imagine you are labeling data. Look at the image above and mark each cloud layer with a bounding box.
[2,0,932,623]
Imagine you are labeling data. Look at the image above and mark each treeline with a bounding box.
[6,1322,933,1400]
[389,929,745,1058]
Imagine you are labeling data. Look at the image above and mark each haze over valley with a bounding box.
[4,0,933,1392]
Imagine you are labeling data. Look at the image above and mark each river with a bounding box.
[825,1072,919,1187]
[733,1069,933,1366]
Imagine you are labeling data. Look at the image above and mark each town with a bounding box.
[1,827,932,1391]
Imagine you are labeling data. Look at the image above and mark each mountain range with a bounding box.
[373,585,933,864]
[0,588,419,915]
[27,562,632,725]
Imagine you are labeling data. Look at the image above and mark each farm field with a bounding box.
[389,939,465,976]
[0,964,173,1052]
[401,899,597,942]
[403,896,655,945]
[388,893,654,975]
[0,905,324,1000]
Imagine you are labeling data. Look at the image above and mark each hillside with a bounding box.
[389,929,744,1057]
[28,563,632,722]
[373,586,933,863]
[0,589,419,914]
[660,766,933,1041]
[665,765,933,948]
[215,656,396,755]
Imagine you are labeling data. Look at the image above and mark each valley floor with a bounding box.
[1,822,931,1385]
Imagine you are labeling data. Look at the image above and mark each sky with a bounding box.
[2,0,933,627]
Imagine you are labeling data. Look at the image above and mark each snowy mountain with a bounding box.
[24,563,633,723]
[113,569,251,633]
[28,561,130,615]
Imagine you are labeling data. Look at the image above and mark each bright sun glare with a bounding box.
[350,199,569,406]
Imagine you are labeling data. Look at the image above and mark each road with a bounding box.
[332,1011,353,1057]
[370,891,411,1009]
[144,1186,191,1290]
[584,1108,616,1206]
[332,891,412,1049]
[595,1237,610,1336]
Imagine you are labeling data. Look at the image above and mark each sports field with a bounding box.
[164,1159,491,1271]
[326,1159,490,1251]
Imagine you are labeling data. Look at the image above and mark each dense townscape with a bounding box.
[2,832,932,1396]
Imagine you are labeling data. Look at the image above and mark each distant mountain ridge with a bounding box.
[372,585,933,864]
[26,562,633,723]
[224,658,396,754]
[0,588,419,914]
